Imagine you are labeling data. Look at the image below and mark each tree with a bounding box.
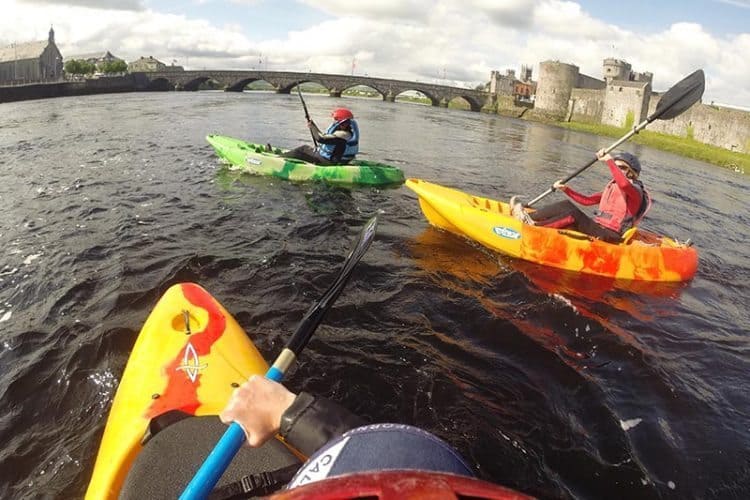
[64,59,96,76]
[99,60,128,74]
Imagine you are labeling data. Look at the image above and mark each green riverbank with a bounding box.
[556,121,748,175]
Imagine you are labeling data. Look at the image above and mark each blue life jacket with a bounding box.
[318,119,359,162]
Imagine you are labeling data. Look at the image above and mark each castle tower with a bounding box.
[535,60,579,118]
[632,71,653,84]
[489,70,499,94]
[603,58,631,83]
[521,64,532,82]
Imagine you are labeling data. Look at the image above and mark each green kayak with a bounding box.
[206,134,405,186]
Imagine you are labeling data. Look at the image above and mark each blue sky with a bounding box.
[577,0,749,35]
[3,0,750,108]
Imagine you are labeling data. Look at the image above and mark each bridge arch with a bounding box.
[342,84,384,100]
[278,80,310,94]
[452,94,483,112]
[277,79,345,96]
[338,83,385,100]
[226,77,276,92]
[182,76,216,91]
[389,89,438,106]
[147,77,175,91]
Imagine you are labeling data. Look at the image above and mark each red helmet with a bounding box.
[270,470,532,500]
[331,107,354,122]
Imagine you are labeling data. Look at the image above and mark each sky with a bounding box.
[2,0,750,109]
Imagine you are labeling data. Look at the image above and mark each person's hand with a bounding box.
[220,375,297,447]
[553,180,566,191]
[596,148,612,162]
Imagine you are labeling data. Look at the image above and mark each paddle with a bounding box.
[525,69,705,207]
[179,216,379,500]
[296,82,318,148]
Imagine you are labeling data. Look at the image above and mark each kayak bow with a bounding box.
[85,283,271,499]
[406,178,698,282]
[207,134,405,187]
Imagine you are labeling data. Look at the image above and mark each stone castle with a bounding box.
[490,58,749,154]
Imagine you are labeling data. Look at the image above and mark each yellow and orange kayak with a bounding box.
[86,283,270,500]
[405,178,697,282]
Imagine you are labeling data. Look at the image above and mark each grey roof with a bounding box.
[66,52,106,61]
[65,50,122,62]
[128,56,165,64]
[0,40,48,63]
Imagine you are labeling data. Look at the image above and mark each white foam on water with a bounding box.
[23,254,41,265]
[88,370,118,411]
[0,267,17,277]
[552,293,577,313]
[620,417,643,431]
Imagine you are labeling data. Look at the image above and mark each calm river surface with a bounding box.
[1,91,748,499]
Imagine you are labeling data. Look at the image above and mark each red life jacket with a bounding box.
[594,179,650,233]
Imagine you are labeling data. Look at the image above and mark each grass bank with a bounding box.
[557,121,748,175]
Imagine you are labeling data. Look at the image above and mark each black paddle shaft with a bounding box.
[526,69,705,208]
[296,83,318,148]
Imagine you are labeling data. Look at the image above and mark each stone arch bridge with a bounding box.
[139,70,490,112]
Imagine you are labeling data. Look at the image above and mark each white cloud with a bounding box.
[532,0,613,38]
[714,0,750,8]
[469,0,541,28]
[18,0,145,10]
[296,0,429,22]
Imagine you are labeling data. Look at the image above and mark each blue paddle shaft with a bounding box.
[179,423,246,499]
[179,368,285,499]
[266,366,284,382]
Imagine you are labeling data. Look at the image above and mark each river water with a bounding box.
[0,91,748,499]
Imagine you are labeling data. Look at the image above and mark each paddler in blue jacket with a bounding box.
[281,107,360,165]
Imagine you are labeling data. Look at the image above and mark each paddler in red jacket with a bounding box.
[516,149,651,243]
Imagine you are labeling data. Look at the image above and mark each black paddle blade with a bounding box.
[651,69,705,121]
[287,216,378,354]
